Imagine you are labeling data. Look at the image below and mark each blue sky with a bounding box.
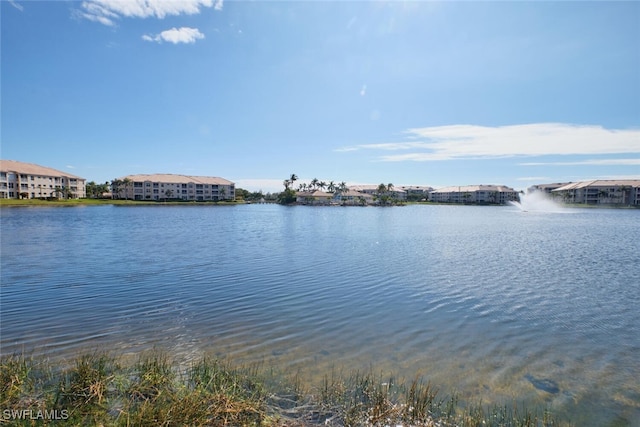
[2,0,639,193]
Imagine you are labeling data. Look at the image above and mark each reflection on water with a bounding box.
[1,204,639,426]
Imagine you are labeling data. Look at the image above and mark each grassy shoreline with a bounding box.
[1,350,566,426]
[2,198,638,209]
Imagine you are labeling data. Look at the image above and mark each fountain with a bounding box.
[510,191,564,212]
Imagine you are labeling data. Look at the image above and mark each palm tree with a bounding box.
[318,181,327,191]
[164,189,173,201]
[53,186,63,200]
[110,179,123,199]
[328,181,336,193]
[310,178,319,190]
[376,183,389,205]
[289,174,298,189]
[122,178,132,200]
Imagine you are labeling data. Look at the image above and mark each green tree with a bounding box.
[278,188,297,204]
[278,176,297,204]
[122,178,132,200]
[110,179,123,199]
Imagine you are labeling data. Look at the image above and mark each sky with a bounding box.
[2,0,639,193]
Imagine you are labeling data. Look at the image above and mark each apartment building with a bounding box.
[429,185,519,204]
[348,184,407,201]
[551,180,640,205]
[113,174,235,201]
[527,182,572,194]
[0,160,86,199]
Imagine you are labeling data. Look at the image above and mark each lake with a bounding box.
[1,204,639,426]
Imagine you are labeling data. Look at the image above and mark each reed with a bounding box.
[0,351,570,426]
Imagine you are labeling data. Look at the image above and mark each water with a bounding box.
[1,204,639,425]
[510,190,565,212]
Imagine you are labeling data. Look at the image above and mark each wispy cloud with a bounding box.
[8,0,24,12]
[337,123,640,162]
[519,158,640,166]
[143,27,205,44]
[80,0,220,26]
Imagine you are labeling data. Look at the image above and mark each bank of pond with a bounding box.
[0,350,567,426]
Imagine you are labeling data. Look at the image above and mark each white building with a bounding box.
[429,185,519,204]
[399,186,433,201]
[551,180,640,205]
[528,182,572,194]
[348,185,407,201]
[0,160,86,199]
[114,174,235,201]
[333,189,375,205]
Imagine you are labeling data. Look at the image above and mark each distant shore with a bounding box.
[2,198,638,209]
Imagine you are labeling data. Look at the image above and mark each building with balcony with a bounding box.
[551,180,640,205]
[527,182,572,194]
[429,185,519,204]
[113,174,235,201]
[0,160,86,199]
[348,185,407,201]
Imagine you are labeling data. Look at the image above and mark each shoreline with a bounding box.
[1,349,568,426]
[2,198,639,209]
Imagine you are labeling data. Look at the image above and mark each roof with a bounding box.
[0,160,85,180]
[349,185,406,193]
[119,174,234,185]
[296,190,332,198]
[431,185,516,193]
[339,189,374,198]
[400,185,433,192]
[552,180,640,191]
[530,182,572,190]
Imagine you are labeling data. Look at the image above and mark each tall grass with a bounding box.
[0,351,570,426]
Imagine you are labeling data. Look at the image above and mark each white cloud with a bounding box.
[519,158,640,166]
[337,123,640,161]
[8,0,24,11]
[143,27,205,44]
[80,0,220,26]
